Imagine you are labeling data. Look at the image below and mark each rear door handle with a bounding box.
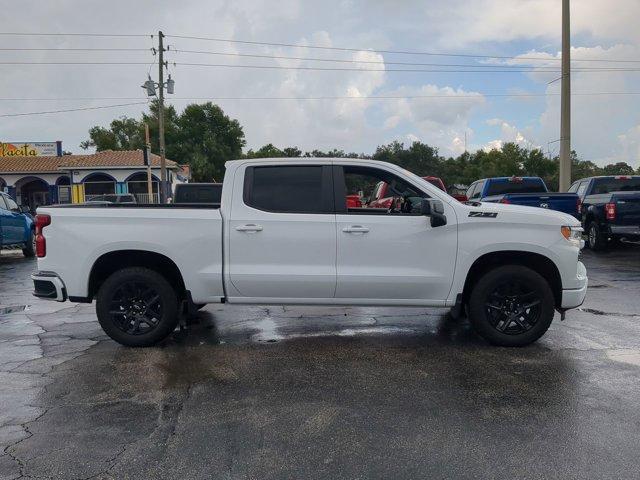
[236,224,263,232]
[343,225,370,234]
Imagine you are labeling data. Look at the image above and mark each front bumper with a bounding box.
[31,271,67,302]
[561,261,588,309]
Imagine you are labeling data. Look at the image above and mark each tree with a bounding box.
[601,162,635,175]
[176,103,245,181]
[80,116,144,151]
[82,101,245,182]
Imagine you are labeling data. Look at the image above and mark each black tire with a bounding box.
[22,230,35,257]
[96,267,179,347]
[468,265,555,347]
[587,221,607,251]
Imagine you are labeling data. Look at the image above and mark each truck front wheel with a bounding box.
[96,267,179,347]
[468,265,555,347]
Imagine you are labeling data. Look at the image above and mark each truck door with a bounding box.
[333,165,457,303]
[0,195,24,245]
[227,164,337,299]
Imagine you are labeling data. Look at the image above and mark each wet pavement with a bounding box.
[1,245,640,479]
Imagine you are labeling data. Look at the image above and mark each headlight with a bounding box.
[561,225,584,249]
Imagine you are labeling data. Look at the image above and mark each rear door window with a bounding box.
[244,165,332,214]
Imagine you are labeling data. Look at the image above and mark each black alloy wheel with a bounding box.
[468,265,555,347]
[484,281,542,335]
[96,267,179,347]
[109,281,164,336]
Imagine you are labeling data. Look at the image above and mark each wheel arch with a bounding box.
[461,250,563,308]
[88,249,186,300]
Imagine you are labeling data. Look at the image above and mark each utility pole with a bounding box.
[158,30,167,202]
[144,124,153,201]
[559,0,571,191]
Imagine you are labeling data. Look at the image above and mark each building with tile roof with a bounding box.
[0,150,182,209]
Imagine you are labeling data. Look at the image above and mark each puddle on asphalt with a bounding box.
[579,308,640,319]
[607,349,640,367]
[250,318,417,343]
[0,305,27,315]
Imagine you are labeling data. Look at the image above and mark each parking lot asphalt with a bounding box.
[1,245,640,480]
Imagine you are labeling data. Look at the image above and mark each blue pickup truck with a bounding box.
[0,192,35,257]
[569,175,640,250]
[466,176,580,217]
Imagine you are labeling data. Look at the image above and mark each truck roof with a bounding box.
[225,157,374,167]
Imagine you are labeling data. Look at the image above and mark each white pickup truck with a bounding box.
[32,158,587,347]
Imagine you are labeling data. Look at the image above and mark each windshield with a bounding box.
[486,178,546,195]
[425,178,446,191]
[592,177,640,194]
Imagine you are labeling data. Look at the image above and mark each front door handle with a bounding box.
[236,224,263,233]
[343,225,370,234]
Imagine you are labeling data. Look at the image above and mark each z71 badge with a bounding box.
[468,211,498,218]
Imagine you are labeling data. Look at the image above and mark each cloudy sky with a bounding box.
[1,0,640,168]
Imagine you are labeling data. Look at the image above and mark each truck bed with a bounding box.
[36,205,225,303]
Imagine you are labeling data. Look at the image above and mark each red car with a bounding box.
[367,176,466,209]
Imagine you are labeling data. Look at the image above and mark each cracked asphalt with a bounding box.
[1,244,640,480]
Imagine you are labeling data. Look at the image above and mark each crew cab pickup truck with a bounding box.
[467,177,580,218]
[32,158,587,348]
[569,175,640,250]
[0,192,35,257]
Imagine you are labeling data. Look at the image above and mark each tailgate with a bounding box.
[503,193,579,215]
[612,193,640,226]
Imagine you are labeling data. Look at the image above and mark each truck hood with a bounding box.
[466,201,581,227]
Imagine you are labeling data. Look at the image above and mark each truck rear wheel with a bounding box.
[468,265,555,347]
[96,267,179,347]
[587,222,607,251]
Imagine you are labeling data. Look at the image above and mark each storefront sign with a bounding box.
[0,141,62,157]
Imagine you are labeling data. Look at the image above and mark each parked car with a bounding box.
[85,194,137,204]
[570,175,640,250]
[32,158,586,348]
[448,184,469,202]
[367,176,464,208]
[174,183,222,204]
[0,192,35,257]
[467,176,580,217]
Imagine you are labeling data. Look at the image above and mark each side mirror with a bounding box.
[20,205,31,214]
[420,199,447,227]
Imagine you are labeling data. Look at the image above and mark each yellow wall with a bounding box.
[71,184,85,204]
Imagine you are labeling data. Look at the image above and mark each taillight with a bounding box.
[500,198,511,204]
[605,202,616,221]
[35,214,51,258]
[577,198,582,215]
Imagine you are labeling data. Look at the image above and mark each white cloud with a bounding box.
[419,0,640,48]
[379,85,485,155]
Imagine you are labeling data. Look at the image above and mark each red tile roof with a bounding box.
[0,150,177,173]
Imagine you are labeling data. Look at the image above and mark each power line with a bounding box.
[1,92,640,104]
[0,32,150,38]
[0,47,150,52]
[166,34,640,64]
[4,60,640,73]
[170,49,562,70]
[0,101,148,118]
